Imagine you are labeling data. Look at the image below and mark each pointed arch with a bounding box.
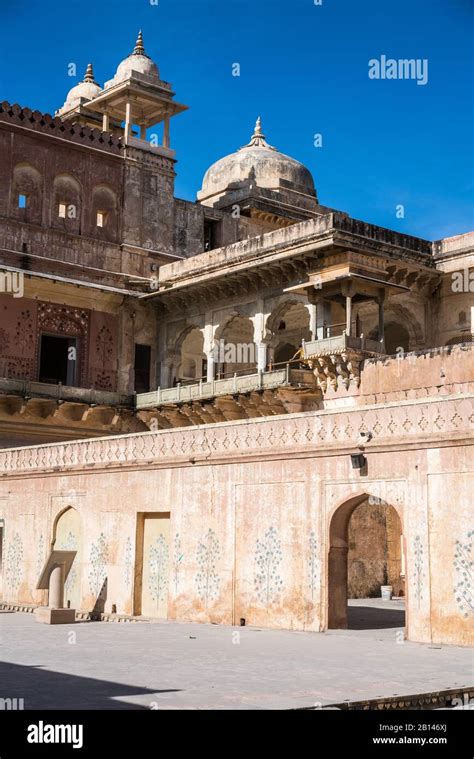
[52,505,83,610]
[327,492,405,632]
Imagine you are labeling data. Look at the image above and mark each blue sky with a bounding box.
[1,0,473,240]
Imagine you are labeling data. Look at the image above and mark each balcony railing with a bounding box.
[0,377,132,407]
[302,334,386,358]
[135,366,316,410]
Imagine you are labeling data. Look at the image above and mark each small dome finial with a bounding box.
[133,30,146,56]
[83,63,97,84]
[242,116,276,150]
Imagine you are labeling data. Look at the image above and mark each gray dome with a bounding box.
[198,118,316,201]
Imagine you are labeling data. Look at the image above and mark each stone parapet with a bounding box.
[157,213,435,289]
[0,101,122,155]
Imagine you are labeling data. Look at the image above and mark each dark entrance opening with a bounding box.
[204,219,220,251]
[39,334,77,385]
[274,342,297,365]
[135,344,151,393]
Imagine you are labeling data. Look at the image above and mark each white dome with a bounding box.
[106,32,160,87]
[57,64,102,115]
[198,118,316,202]
[114,53,159,82]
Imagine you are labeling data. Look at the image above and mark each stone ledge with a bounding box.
[35,607,76,624]
[322,686,474,711]
[0,603,146,623]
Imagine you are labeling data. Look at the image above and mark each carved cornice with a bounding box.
[0,394,472,477]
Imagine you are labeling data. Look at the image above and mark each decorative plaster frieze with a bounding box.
[0,395,472,476]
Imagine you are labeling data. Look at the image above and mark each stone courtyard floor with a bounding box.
[1,600,472,710]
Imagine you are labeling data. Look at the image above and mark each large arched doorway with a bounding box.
[328,495,405,631]
[52,506,83,610]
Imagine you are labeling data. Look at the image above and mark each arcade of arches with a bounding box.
[166,299,419,388]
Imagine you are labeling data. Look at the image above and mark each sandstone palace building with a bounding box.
[0,34,472,644]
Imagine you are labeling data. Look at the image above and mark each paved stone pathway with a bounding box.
[1,601,472,710]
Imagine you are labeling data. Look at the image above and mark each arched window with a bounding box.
[52,174,81,234]
[11,163,42,224]
[91,184,119,242]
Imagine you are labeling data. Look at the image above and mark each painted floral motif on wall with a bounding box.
[148,534,169,607]
[454,531,474,618]
[308,531,320,602]
[15,310,34,357]
[254,526,283,606]
[5,533,23,593]
[1,310,35,380]
[95,326,114,364]
[88,533,108,598]
[173,533,183,595]
[35,533,45,579]
[124,536,133,588]
[92,325,116,390]
[413,535,424,608]
[196,528,220,606]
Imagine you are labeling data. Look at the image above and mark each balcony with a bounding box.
[301,333,386,393]
[303,333,386,358]
[0,377,132,407]
[135,366,316,410]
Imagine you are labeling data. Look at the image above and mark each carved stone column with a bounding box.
[202,321,217,382]
[304,302,317,340]
[251,300,270,372]
[378,288,386,343]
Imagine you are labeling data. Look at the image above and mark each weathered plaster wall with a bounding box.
[122,147,175,255]
[0,394,472,646]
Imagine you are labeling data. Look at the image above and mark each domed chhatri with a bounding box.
[56,64,102,115]
[56,30,187,145]
[106,30,160,87]
[198,117,317,204]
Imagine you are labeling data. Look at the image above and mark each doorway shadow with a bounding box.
[346,604,405,630]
